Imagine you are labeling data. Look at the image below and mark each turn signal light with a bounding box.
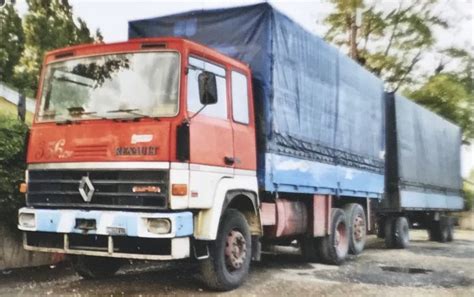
[172,184,188,196]
[132,185,161,193]
[19,183,27,193]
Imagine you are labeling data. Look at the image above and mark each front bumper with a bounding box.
[18,208,193,260]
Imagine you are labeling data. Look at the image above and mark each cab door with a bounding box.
[230,70,257,172]
[187,56,234,208]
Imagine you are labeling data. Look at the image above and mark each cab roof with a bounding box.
[44,37,250,72]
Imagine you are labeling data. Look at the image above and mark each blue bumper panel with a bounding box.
[19,208,193,238]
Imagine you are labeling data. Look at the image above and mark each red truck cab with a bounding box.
[19,38,261,290]
[28,38,256,171]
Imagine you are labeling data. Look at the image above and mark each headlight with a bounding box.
[146,218,171,234]
[19,213,36,228]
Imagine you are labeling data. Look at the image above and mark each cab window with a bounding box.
[187,57,227,119]
[231,71,249,124]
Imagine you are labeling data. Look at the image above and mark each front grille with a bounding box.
[27,169,168,209]
[25,232,172,255]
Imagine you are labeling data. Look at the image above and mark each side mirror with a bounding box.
[198,71,218,105]
[17,92,26,123]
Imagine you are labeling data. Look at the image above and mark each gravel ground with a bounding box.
[0,229,473,296]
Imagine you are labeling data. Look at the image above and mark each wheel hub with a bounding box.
[225,230,247,271]
[353,215,366,242]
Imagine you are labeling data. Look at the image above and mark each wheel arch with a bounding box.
[223,190,261,236]
[194,177,260,240]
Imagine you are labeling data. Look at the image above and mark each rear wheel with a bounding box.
[343,203,367,255]
[376,217,385,239]
[319,208,349,265]
[385,216,409,249]
[430,217,452,243]
[394,217,410,248]
[384,217,396,248]
[446,217,454,242]
[72,256,123,279]
[200,209,251,291]
[428,221,441,241]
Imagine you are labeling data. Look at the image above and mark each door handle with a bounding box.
[224,156,235,166]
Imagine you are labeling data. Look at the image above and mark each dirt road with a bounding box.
[1,229,473,296]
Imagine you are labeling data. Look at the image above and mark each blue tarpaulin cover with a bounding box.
[384,93,463,210]
[129,3,386,196]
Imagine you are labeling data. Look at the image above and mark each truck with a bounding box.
[17,3,463,291]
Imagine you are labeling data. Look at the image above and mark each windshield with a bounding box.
[38,51,180,122]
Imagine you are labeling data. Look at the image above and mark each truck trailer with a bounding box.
[18,3,463,291]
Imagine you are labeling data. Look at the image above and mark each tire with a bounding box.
[385,216,409,249]
[200,209,252,291]
[446,217,454,242]
[343,203,367,255]
[319,208,349,265]
[384,217,396,248]
[376,217,385,239]
[428,221,440,241]
[438,217,451,243]
[393,217,410,249]
[72,256,122,279]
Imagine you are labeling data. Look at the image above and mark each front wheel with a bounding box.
[72,255,123,279]
[200,209,252,291]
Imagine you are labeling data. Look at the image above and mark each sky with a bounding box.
[12,0,474,176]
[12,0,471,47]
[13,0,472,76]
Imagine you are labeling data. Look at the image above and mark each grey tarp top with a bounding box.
[129,3,385,192]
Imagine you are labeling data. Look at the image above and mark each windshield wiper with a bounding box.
[106,108,159,121]
[67,106,106,119]
[55,119,80,125]
[107,108,140,114]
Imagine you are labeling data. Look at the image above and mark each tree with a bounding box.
[0,2,24,84]
[405,49,474,140]
[0,114,27,227]
[13,0,96,95]
[324,0,447,91]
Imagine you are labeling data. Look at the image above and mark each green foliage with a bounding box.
[405,49,474,140]
[0,3,24,84]
[0,115,28,226]
[464,171,474,211]
[13,0,96,95]
[405,74,474,140]
[324,0,447,91]
[325,0,473,139]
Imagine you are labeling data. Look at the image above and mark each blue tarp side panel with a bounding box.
[399,191,464,210]
[268,9,385,175]
[384,93,463,211]
[129,3,385,197]
[395,94,462,191]
[265,153,384,198]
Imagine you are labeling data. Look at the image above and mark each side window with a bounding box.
[187,57,227,119]
[231,71,249,124]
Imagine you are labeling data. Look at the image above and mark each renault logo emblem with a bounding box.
[78,176,95,202]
